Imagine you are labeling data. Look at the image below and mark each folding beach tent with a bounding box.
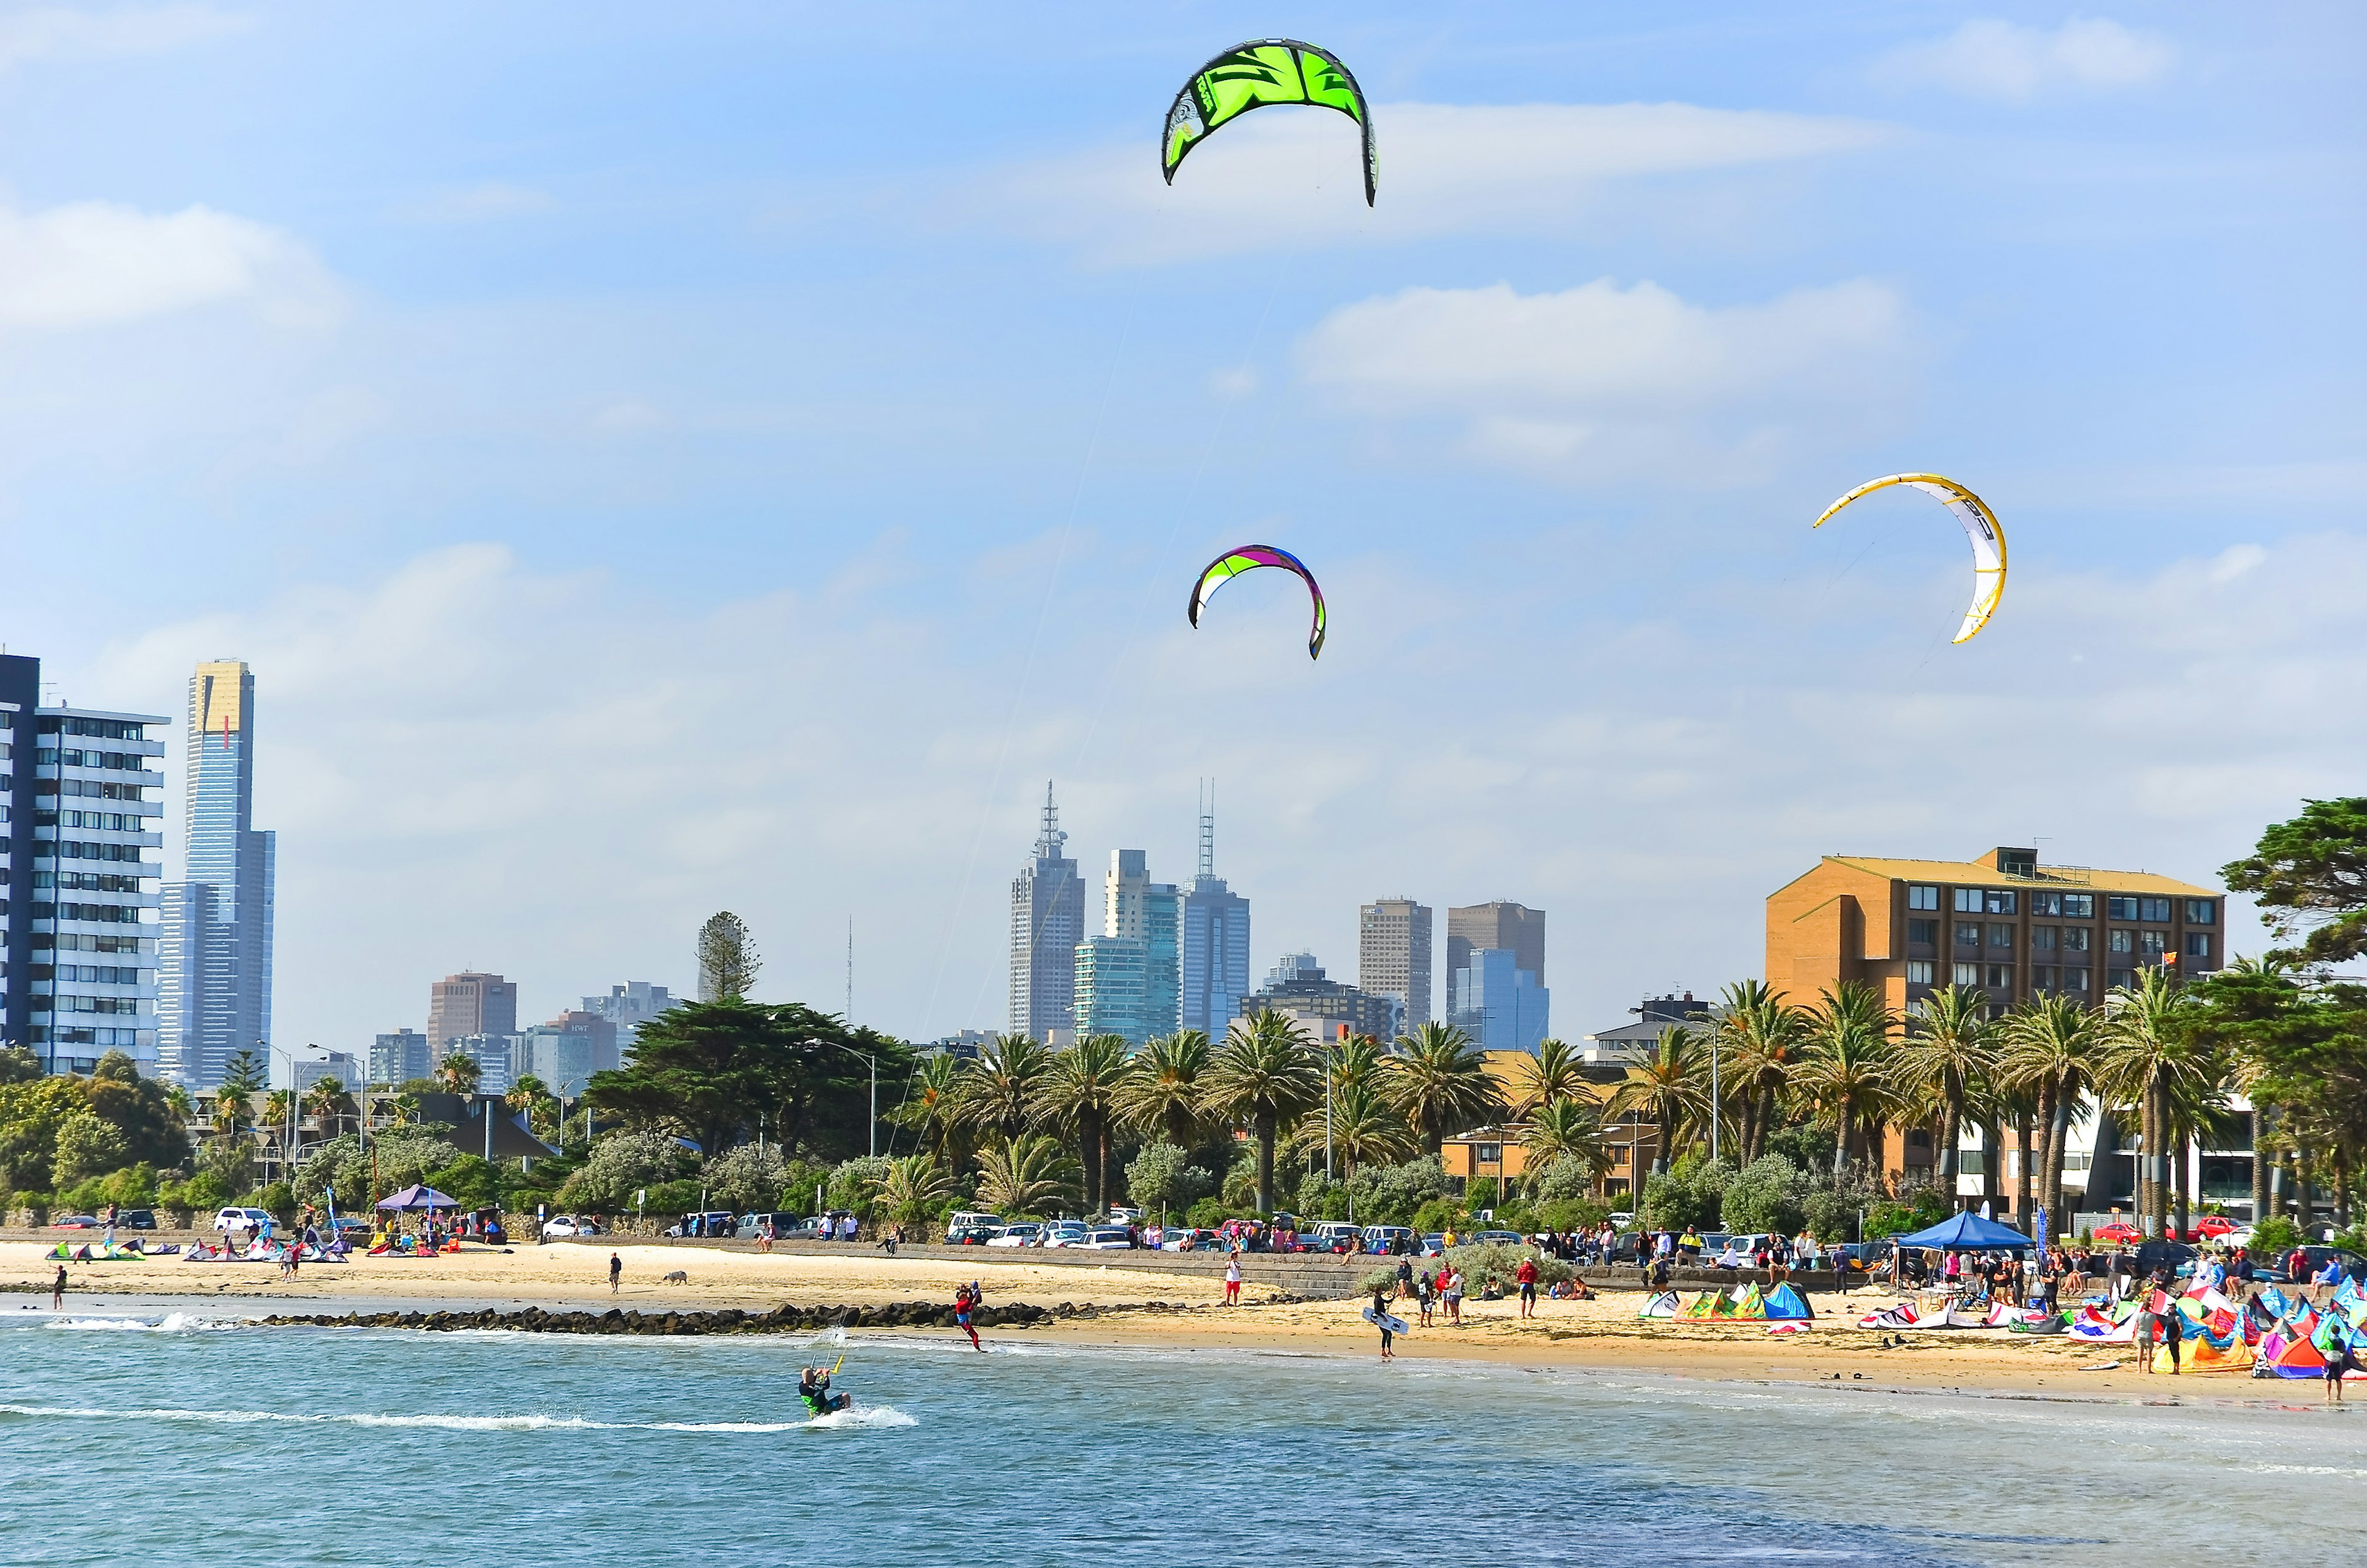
[375,1185,461,1211]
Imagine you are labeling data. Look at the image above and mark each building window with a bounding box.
[2138,896,2172,923]
[2185,899,2216,925]
[2033,965,2056,990]
[2185,933,2212,958]
[1982,890,2017,915]
[2062,967,2090,992]
[1953,962,1981,986]
[2108,967,2136,990]
[2106,896,2139,920]
[1475,1144,1501,1165]
[1906,960,1935,984]
[2140,929,2167,956]
[1906,1129,1932,1149]
[1907,918,1937,945]
[2062,927,2091,953]
[1954,923,1980,950]
[1988,923,2014,949]
[2031,925,2058,950]
[1953,889,1982,913]
[2061,894,2095,918]
[2033,892,2062,916]
[1907,884,1939,911]
[1985,963,2014,989]
[2108,928,2134,954]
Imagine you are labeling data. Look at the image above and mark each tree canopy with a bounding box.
[2223,796,2367,966]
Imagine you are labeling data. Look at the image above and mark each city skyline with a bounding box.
[0,6,2346,1050]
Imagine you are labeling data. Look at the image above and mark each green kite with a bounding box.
[1162,39,1376,205]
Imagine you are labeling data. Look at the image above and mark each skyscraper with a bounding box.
[1450,947,1551,1051]
[1008,783,1085,1041]
[0,655,37,1060]
[157,659,276,1088]
[1081,848,1180,1047]
[1358,897,1433,1038]
[1445,901,1545,994]
[427,971,520,1054]
[1179,788,1249,1040]
[31,698,168,1076]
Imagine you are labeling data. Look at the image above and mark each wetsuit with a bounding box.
[955,1286,982,1350]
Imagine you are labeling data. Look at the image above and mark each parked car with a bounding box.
[2092,1222,2143,1246]
[1296,1231,1354,1255]
[1106,1206,1144,1224]
[944,1211,1003,1236]
[117,1209,157,1230]
[944,1223,1000,1246]
[662,1211,738,1239]
[1420,1233,1447,1256]
[213,1206,274,1237]
[987,1223,1045,1249]
[541,1215,601,1239]
[1159,1227,1219,1252]
[1081,1226,1135,1250]
[2189,1215,2238,1241]
[1470,1230,1524,1247]
[1041,1223,1090,1249]
[734,1211,804,1241]
[1360,1225,1417,1256]
[50,1214,100,1230]
[2291,1246,2367,1283]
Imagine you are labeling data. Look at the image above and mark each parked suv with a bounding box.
[213,1207,274,1238]
[1359,1225,1417,1256]
[735,1211,803,1241]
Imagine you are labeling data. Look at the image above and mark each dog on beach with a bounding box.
[661,1270,689,1284]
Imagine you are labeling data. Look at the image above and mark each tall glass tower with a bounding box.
[1179,786,1249,1040]
[157,659,275,1088]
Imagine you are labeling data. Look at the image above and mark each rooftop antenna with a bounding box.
[1198,778,1216,879]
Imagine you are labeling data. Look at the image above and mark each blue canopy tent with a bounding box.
[1891,1211,2033,1251]
[375,1185,461,1212]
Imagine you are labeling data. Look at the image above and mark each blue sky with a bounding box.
[1,2,2359,1047]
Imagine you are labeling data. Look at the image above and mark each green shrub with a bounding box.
[1185,1196,1232,1228]
[250,1181,297,1222]
[1442,1240,1572,1293]
[1720,1154,1807,1236]
[1642,1153,1731,1231]
[1128,1143,1214,1219]
[1535,1196,1609,1233]
[552,1129,693,1214]
[2247,1216,2304,1260]
[1357,1265,1400,1295]
[703,1144,791,1213]
[1343,1156,1453,1227]
[1412,1196,1469,1235]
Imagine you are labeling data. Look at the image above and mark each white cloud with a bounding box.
[0,4,250,69]
[981,101,1894,262]
[1879,18,2175,100]
[1297,276,1914,482]
[0,199,336,332]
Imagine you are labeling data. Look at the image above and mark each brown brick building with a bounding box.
[1767,846,2223,1020]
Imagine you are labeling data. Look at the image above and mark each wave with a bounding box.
[0,1402,913,1434]
[33,1313,233,1334]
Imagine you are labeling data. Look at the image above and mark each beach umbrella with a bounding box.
[375,1184,461,1211]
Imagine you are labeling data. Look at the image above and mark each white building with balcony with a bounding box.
[30,705,167,1076]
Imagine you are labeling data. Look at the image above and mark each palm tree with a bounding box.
[1114,1031,1212,1149]
[1328,1032,1386,1094]
[1287,1077,1415,1178]
[305,1077,353,1138]
[1506,1037,1588,1116]
[436,1051,481,1096]
[1898,985,1997,1204]
[1200,1010,1324,1215]
[2098,968,2218,1238]
[1793,984,1896,1175]
[1381,1022,1503,1156]
[958,1033,1055,1144]
[1605,1025,1711,1175]
[1521,1095,1613,1195]
[868,1154,953,1228]
[975,1133,1078,1219]
[1999,994,2101,1231]
[1711,980,1809,1164]
[889,1053,966,1161]
[1034,1034,1135,1215]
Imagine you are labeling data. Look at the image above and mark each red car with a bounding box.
[2190,1215,2236,1241]
[2092,1222,2143,1246]
[49,1214,101,1229]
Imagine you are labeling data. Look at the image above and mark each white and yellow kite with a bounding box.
[1813,473,2006,643]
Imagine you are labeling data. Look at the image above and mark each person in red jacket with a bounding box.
[1515,1256,1540,1318]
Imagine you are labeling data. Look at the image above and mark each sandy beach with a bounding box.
[7,1237,2284,1402]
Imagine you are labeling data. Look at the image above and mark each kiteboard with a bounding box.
[1362,1304,1410,1334]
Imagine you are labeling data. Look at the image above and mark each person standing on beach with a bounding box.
[1224,1253,1243,1305]
[1515,1255,1540,1318]
[1415,1269,1435,1327]
[608,1251,623,1294]
[1443,1265,1465,1325]
[2325,1330,2357,1404]
[52,1265,66,1310]
[2159,1296,2184,1374]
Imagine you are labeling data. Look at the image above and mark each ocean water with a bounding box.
[4,1301,2363,1567]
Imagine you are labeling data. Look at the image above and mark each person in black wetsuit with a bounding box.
[797,1365,847,1416]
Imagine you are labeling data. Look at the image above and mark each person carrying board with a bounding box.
[1367,1284,1404,1360]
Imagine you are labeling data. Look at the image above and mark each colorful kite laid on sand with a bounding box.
[1162,39,1376,205]
[1187,545,1327,659]
[1813,473,2007,643]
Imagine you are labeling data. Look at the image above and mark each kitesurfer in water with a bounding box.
[954,1281,983,1351]
[797,1364,848,1416]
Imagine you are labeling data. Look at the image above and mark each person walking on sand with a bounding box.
[1371,1284,1397,1360]
[52,1265,66,1310]
[608,1251,623,1294]
[1443,1265,1465,1326]
[1224,1252,1243,1305]
[2325,1329,2358,1404]
[1516,1255,1540,1319]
